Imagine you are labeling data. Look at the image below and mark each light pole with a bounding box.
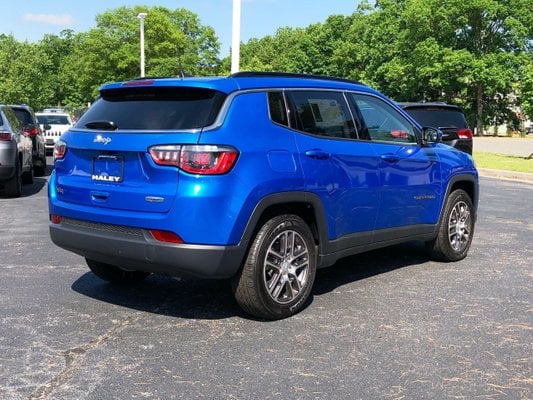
[137,12,147,77]
[231,0,241,74]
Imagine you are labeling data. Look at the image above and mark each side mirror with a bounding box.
[422,127,442,145]
[44,124,51,131]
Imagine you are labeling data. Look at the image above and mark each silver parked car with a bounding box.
[0,105,33,197]
[11,104,47,176]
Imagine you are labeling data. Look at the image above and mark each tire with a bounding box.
[426,189,475,262]
[232,214,317,320]
[22,164,33,184]
[34,155,46,177]
[3,160,22,198]
[86,258,151,283]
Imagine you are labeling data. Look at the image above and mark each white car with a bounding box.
[36,111,72,154]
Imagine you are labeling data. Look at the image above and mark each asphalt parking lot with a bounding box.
[0,160,531,399]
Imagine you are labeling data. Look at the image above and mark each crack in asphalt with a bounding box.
[27,315,139,400]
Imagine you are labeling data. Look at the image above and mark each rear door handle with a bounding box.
[305,150,331,160]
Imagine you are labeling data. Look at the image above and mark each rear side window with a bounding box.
[404,108,468,129]
[287,91,356,139]
[4,108,21,131]
[77,87,226,131]
[268,91,289,127]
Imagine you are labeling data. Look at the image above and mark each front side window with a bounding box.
[351,94,417,144]
[288,91,356,139]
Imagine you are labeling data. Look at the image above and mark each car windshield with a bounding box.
[37,115,71,125]
[404,108,467,129]
[76,86,227,131]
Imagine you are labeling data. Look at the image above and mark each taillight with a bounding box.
[24,127,39,136]
[150,230,184,244]
[0,131,12,141]
[457,129,473,139]
[54,139,67,161]
[149,145,238,175]
[149,145,181,167]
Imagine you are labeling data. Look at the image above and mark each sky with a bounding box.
[1,0,358,56]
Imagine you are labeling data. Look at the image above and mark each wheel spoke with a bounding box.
[269,274,285,299]
[285,231,295,258]
[289,274,302,296]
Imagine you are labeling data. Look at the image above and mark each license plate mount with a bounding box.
[92,155,124,183]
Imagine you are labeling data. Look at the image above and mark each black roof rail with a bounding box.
[230,71,364,86]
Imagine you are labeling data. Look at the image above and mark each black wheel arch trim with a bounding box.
[439,173,478,224]
[236,191,330,263]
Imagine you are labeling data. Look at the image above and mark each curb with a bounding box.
[477,168,533,183]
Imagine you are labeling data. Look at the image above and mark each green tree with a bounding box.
[517,54,533,120]
[353,0,532,134]
[236,14,354,76]
[0,34,54,110]
[38,30,76,107]
[62,6,221,104]
[332,0,405,86]
[405,0,531,134]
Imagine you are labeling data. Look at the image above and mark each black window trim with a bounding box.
[209,88,422,146]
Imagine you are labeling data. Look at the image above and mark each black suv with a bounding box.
[10,105,47,176]
[399,102,473,154]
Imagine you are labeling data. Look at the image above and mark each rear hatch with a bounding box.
[402,106,469,141]
[54,84,227,214]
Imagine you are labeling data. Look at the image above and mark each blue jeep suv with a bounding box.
[48,72,478,319]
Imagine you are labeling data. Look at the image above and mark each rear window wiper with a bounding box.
[84,120,118,130]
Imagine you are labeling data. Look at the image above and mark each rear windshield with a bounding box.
[404,108,467,129]
[37,114,71,125]
[77,86,227,131]
[12,109,32,125]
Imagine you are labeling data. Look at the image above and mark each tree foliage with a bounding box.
[58,6,221,105]
[0,2,530,130]
[0,34,55,110]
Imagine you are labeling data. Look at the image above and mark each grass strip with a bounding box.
[473,152,533,173]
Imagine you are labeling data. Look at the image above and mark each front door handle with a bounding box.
[380,153,400,163]
[305,149,331,160]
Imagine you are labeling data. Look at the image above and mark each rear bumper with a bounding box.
[49,217,246,279]
[445,138,472,155]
